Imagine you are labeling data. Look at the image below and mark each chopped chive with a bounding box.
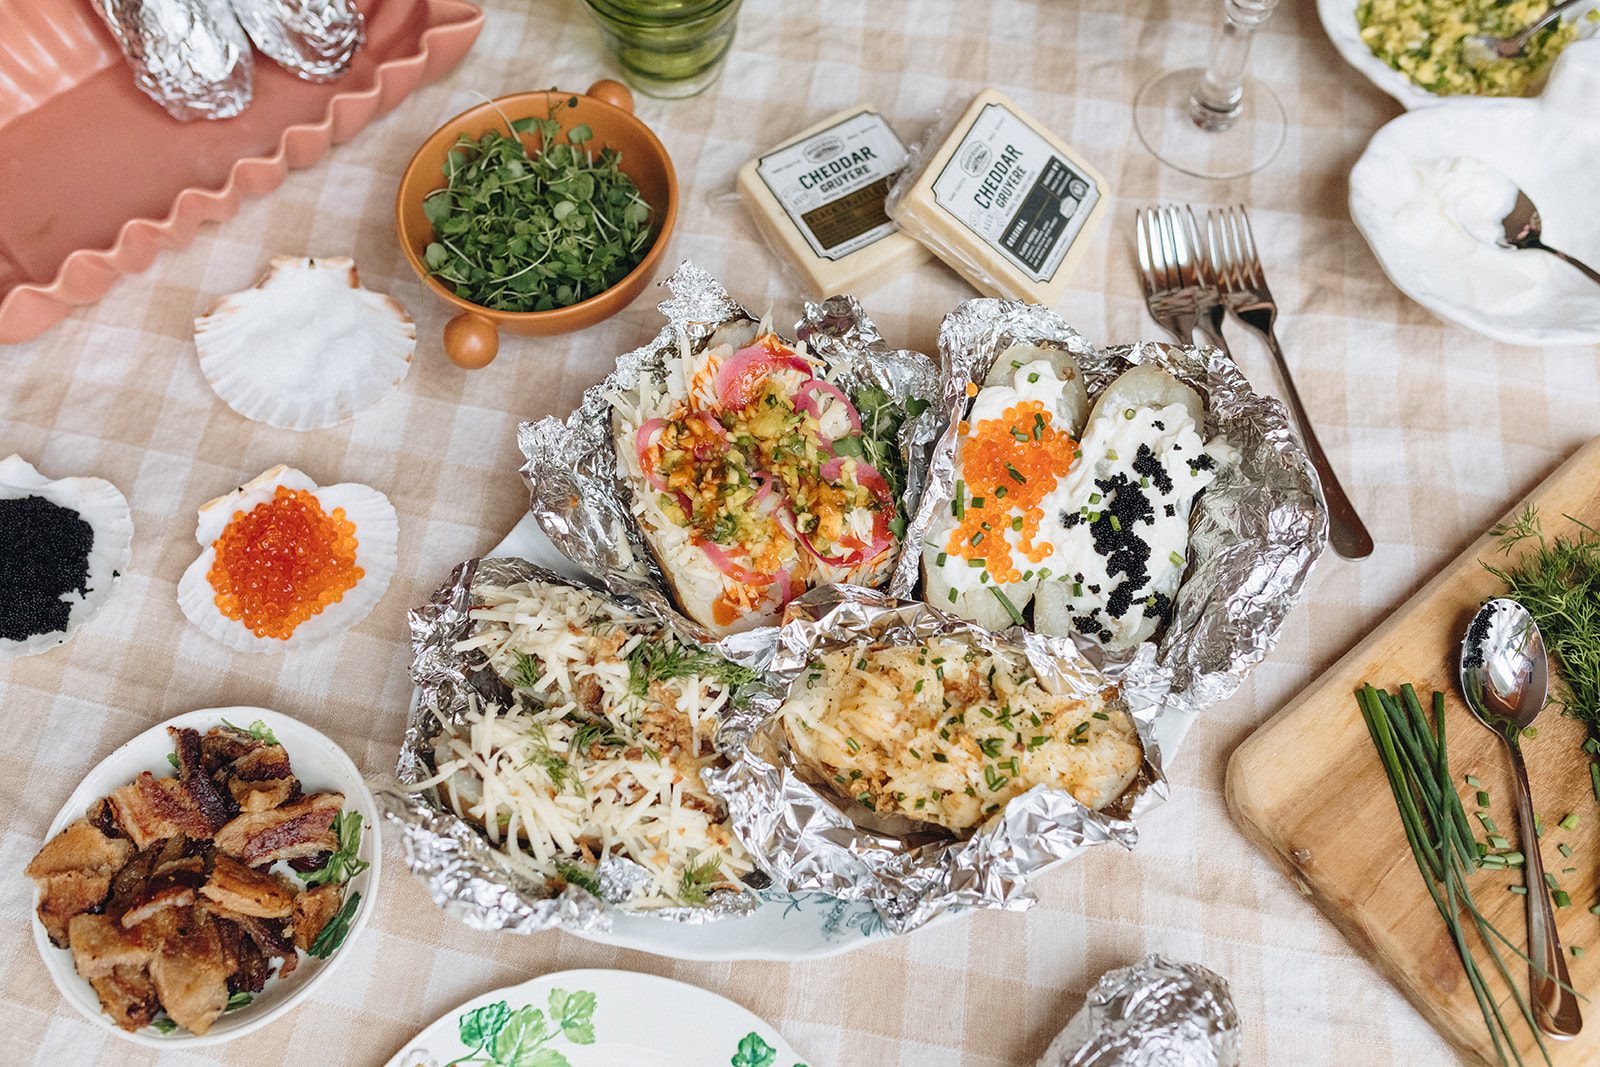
[972,497,984,509]
[1487,835,1510,850]
[1509,884,1528,895]
[1476,791,1491,809]
[1092,711,1109,721]
[1109,515,1121,532]
[1028,371,1040,383]
[1465,775,1482,788]
[936,551,948,566]
[1592,762,1600,801]
[1011,516,1024,531]
[1005,463,1026,484]
[1545,872,1560,891]
[1088,492,1102,505]
[1169,551,1184,568]
[968,558,986,568]
[1558,843,1573,858]
[1554,890,1572,908]
[1574,946,1586,958]
[947,588,958,603]
[1559,813,1579,831]
[845,737,860,753]
[987,586,1024,626]
[1478,813,1499,834]
[971,531,985,546]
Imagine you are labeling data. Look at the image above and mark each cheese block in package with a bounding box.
[737,106,930,296]
[888,89,1108,305]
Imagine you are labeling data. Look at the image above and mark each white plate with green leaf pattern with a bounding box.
[384,968,808,1067]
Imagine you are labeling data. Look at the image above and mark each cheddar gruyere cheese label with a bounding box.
[755,110,910,262]
[928,101,1101,284]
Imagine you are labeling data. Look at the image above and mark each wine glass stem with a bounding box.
[1189,0,1278,131]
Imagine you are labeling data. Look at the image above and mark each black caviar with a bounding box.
[0,495,95,642]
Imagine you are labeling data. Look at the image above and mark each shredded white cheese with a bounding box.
[418,579,752,909]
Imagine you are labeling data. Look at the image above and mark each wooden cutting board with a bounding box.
[1228,437,1600,1067]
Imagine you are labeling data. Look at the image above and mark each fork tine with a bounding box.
[1182,207,1210,287]
[1224,207,1245,291]
[1235,205,1263,288]
[1156,206,1182,292]
[1135,209,1156,296]
[1204,209,1228,293]
[1164,206,1194,288]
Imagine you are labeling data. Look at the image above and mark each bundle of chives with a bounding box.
[1358,684,1560,1067]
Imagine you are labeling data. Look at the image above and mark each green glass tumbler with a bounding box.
[581,0,744,100]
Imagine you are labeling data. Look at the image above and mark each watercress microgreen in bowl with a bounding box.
[422,95,655,314]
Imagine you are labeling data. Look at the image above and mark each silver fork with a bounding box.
[1135,205,1230,355]
[1206,205,1374,560]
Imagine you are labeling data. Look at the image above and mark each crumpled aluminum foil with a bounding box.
[517,260,943,656]
[231,0,365,83]
[374,556,766,935]
[701,584,1170,934]
[893,298,1327,712]
[1038,955,1241,1067]
[94,0,253,121]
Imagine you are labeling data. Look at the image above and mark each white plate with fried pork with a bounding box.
[26,707,379,1046]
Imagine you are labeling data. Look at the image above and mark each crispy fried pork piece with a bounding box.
[89,964,161,1032]
[214,918,270,995]
[213,734,300,812]
[26,820,136,947]
[67,913,153,978]
[214,792,342,867]
[200,725,262,772]
[116,838,207,929]
[147,908,229,1036]
[87,797,123,839]
[291,885,344,951]
[106,772,218,849]
[169,726,236,828]
[217,912,298,979]
[200,855,296,918]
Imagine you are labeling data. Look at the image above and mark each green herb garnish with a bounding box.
[555,860,603,897]
[422,94,654,312]
[627,638,759,700]
[1487,507,1600,738]
[677,852,723,904]
[298,811,370,888]
[987,586,1025,626]
[306,891,361,959]
[221,718,278,746]
[1359,683,1566,1067]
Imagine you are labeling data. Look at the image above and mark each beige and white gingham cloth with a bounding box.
[3,0,1595,1063]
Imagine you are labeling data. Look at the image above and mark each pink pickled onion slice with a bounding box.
[714,341,813,409]
[695,537,765,585]
[635,418,669,492]
[792,379,861,433]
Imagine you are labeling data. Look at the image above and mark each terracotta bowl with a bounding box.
[395,79,677,368]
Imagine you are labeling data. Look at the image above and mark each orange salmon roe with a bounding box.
[946,400,1077,583]
[208,486,363,640]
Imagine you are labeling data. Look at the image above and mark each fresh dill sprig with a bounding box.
[221,718,279,746]
[1484,505,1600,735]
[509,652,542,690]
[298,811,370,888]
[626,639,759,700]
[677,852,724,904]
[555,860,602,898]
[521,720,579,796]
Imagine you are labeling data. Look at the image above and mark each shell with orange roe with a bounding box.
[207,485,364,640]
[945,399,1078,584]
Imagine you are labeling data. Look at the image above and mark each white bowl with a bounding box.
[1348,41,1600,346]
[1318,0,1599,109]
[31,707,381,1048]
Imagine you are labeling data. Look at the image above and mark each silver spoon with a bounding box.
[1465,0,1591,60]
[1459,598,1582,1039]
[1500,189,1600,286]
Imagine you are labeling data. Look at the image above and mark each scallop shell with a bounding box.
[194,257,416,431]
[0,455,134,659]
[177,465,398,653]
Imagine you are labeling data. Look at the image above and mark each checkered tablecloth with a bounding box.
[4,0,1597,1063]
